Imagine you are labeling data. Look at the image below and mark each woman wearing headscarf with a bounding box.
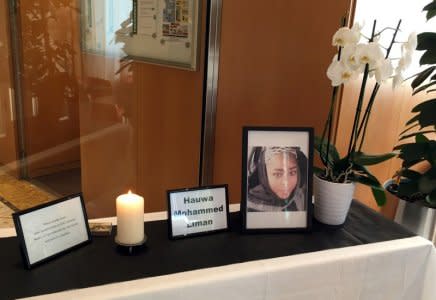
[247,146,307,212]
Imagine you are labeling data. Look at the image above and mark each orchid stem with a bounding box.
[355,20,401,152]
[321,16,347,170]
[347,21,377,157]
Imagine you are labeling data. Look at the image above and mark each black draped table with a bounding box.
[1,201,435,300]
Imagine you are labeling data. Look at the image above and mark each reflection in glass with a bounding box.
[82,0,132,56]
[1,0,204,225]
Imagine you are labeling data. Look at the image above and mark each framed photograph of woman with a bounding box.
[241,127,313,232]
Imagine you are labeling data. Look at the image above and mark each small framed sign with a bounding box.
[241,127,314,233]
[167,185,230,239]
[12,194,92,269]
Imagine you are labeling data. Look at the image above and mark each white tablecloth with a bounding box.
[19,236,436,300]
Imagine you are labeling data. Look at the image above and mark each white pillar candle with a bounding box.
[116,191,144,245]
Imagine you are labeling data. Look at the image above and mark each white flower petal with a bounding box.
[327,60,356,86]
[332,26,360,47]
[392,72,404,90]
[341,45,361,71]
[350,23,362,44]
[402,32,417,52]
[351,22,363,33]
[398,52,412,71]
[375,59,393,83]
[355,42,385,69]
[327,60,343,86]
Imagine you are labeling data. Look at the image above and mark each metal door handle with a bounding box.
[32,96,38,117]
[9,88,15,121]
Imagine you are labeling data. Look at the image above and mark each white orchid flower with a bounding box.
[355,42,385,68]
[402,32,417,52]
[327,60,357,86]
[332,26,360,47]
[398,51,412,71]
[392,72,404,90]
[351,22,363,32]
[374,59,393,83]
[350,22,363,42]
[341,45,362,71]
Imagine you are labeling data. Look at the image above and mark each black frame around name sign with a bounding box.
[241,126,314,233]
[167,185,230,239]
[12,193,92,269]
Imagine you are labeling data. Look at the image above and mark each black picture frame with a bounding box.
[12,193,92,269]
[167,185,230,239]
[241,127,314,233]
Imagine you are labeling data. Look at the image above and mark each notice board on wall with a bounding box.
[81,0,200,70]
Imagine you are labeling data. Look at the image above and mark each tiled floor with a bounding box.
[0,200,14,228]
[0,168,82,228]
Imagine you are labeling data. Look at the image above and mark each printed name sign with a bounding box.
[167,185,229,239]
[13,194,91,269]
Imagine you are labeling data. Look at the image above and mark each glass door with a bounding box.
[0,0,19,177]
[15,0,81,179]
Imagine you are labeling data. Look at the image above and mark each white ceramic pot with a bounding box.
[313,175,356,225]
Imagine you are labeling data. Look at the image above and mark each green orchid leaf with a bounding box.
[352,164,378,180]
[412,80,436,95]
[420,50,436,65]
[351,151,397,166]
[353,174,380,187]
[417,32,436,52]
[313,166,325,176]
[411,66,436,89]
[353,173,386,206]
[314,136,340,165]
[331,157,352,175]
[352,164,382,187]
[371,188,387,207]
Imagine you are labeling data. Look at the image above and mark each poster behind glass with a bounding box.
[81,0,200,70]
